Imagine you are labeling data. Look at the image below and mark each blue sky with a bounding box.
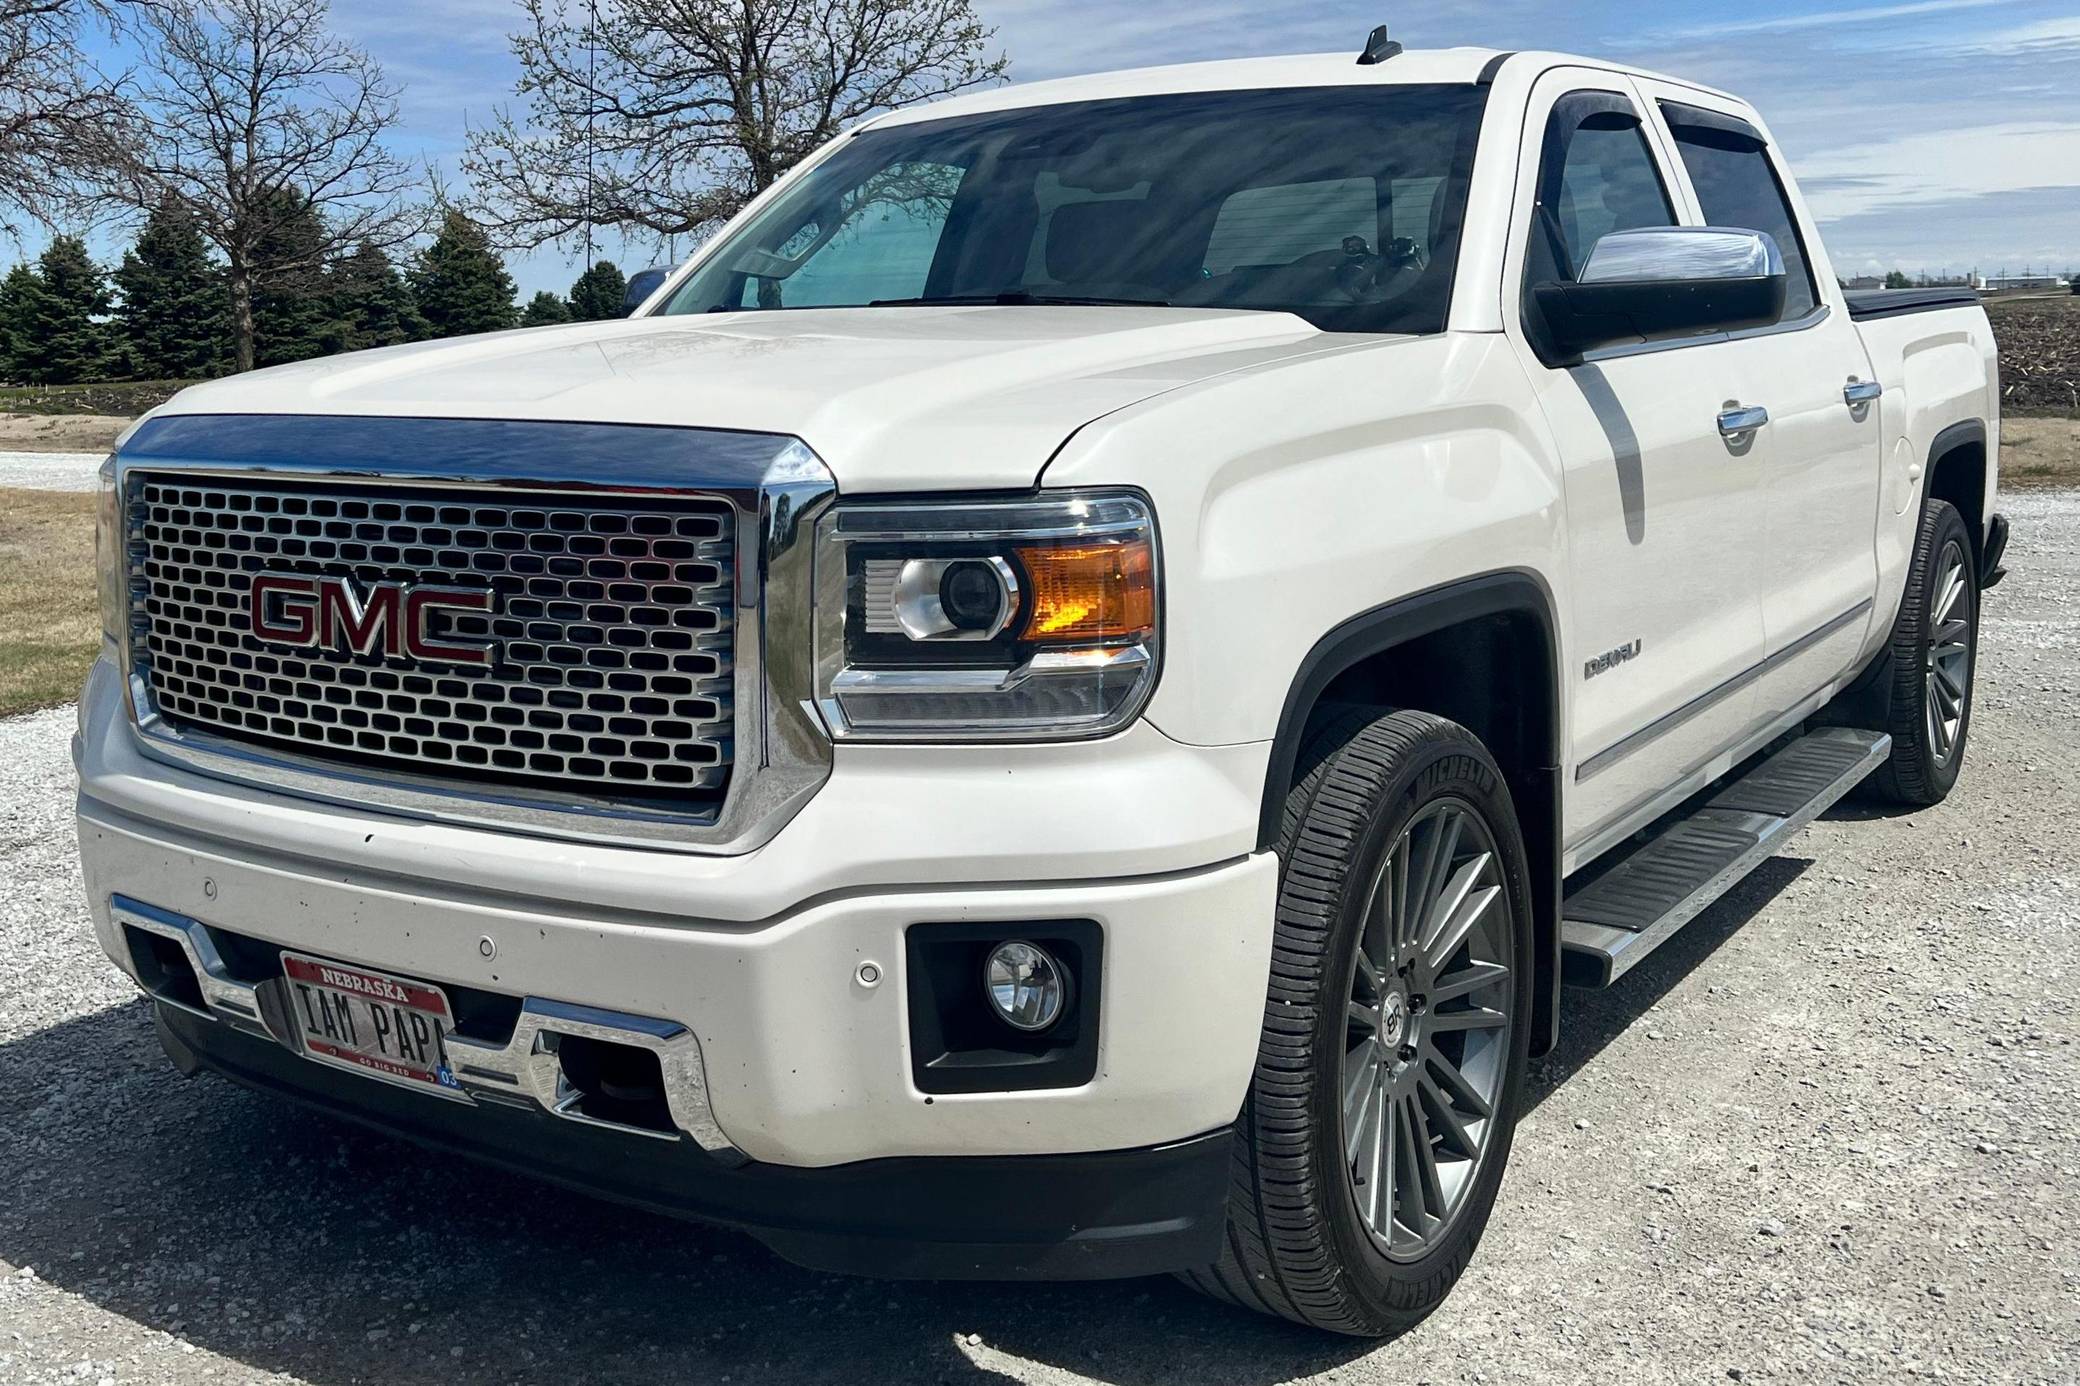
[58,0,2080,294]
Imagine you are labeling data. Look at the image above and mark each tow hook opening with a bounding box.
[123,923,207,1016]
[545,1031,676,1137]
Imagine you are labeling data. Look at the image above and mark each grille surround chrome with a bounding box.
[111,414,835,854]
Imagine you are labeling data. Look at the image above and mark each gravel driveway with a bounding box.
[2,495,2075,1385]
[0,451,104,492]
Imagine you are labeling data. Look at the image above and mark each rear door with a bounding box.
[1502,70,1771,856]
[1636,82,1884,721]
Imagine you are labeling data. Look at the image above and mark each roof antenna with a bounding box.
[1356,23,1403,65]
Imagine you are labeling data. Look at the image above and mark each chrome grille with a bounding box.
[128,475,736,800]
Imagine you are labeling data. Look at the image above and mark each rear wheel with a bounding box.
[1866,498,1978,805]
[1183,709,1534,1336]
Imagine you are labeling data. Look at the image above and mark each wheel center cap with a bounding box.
[1379,992,1409,1047]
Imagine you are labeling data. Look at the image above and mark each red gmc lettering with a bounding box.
[248,574,492,668]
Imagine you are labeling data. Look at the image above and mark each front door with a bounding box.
[1503,72,1773,858]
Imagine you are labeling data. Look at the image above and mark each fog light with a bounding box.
[983,940,1067,1032]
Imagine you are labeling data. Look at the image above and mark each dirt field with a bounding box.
[0,413,135,452]
[1986,293,2080,417]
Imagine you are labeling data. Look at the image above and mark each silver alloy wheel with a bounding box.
[1924,539,1972,767]
[1341,798,1515,1261]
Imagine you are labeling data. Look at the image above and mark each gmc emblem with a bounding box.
[250,574,495,668]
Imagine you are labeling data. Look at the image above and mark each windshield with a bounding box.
[658,85,1489,335]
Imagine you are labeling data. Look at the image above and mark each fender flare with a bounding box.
[1257,570,1566,1055]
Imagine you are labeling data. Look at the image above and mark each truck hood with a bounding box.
[154,307,1344,492]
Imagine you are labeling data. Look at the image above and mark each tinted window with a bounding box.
[1665,117,1819,320]
[1529,107,1676,285]
[661,86,1490,336]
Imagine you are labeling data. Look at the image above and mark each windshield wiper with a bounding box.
[868,291,1171,308]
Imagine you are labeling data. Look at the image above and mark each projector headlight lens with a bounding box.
[813,492,1159,741]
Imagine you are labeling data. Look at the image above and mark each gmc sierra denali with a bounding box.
[78,39,2007,1336]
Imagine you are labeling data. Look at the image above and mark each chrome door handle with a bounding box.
[1717,405,1770,437]
[1844,378,1884,406]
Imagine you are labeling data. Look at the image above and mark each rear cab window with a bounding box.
[1659,102,1820,321]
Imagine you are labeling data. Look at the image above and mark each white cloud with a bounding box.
[1796,121,2080,220]
[1965,15,2080,51]
[1642,0,2026,41]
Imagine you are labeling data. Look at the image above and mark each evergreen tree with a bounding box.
[325,241,426,351]
[115,199,230,380]
[410,210,518,337]
[520,290,571,327]
[248,188,335,368]
[0,265,38,381]
[567,260,629,321]
[22,236,117,384]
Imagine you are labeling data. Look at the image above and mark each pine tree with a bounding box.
[410,210,518,337]
[0,265,38,382]
[22,237,117,385]
[326,241,426,351]
[115,199,230,380]
[520,290,571,327]
[248,188,335,368]
[567,260,629,321]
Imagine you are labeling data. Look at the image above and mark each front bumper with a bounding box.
[76,650,1276,1270]
[152,1002,1232,1279]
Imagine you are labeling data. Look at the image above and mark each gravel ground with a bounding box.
[0,452,104,492]
[1,495,2076,1385]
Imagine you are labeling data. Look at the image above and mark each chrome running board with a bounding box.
[1561,728,1891,986]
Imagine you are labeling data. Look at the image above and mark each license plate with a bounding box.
[281,952,460,1092]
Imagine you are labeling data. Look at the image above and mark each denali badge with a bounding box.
[250,574,495,668]
[1584,639,1642,681]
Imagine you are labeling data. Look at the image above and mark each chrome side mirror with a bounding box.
[1532,226,1789,362]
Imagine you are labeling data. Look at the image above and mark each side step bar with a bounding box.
[1562,727,1891,987]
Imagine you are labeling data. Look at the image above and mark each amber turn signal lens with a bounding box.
[1014,540,1156,641]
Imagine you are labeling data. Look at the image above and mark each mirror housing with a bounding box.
[1530,226,1788,363]
[623,266,671,316]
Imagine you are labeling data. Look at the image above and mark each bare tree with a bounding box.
[462,0,1007,252]
[0,1,136,233]
[91,0,422,371]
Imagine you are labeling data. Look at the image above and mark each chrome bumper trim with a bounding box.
[111,897,741,1160]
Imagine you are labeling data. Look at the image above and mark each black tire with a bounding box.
[1181,708,1535,1336]
[1865,498,1979,806]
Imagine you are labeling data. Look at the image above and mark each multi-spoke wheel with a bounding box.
[1924,539,1972,767]
[1867,497,1978,806]
[1182,709,1533,1336]
[1342,801,1514,1260]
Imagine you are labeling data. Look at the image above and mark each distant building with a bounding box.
[1981,274,2070,293]
[1842,275,1886,290]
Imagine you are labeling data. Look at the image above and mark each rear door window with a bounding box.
[1661,105,1819,320]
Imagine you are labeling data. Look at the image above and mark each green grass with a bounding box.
[0,488,100,717]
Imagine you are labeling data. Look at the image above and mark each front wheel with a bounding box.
[1183,709,1534,1336]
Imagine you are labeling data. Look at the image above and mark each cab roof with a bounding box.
[869,48,1737,129]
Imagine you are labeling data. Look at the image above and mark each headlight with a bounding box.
[813,492,1159,740]
[95,456,125,643]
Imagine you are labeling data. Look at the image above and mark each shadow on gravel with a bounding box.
[0,862,1810,1385]
[0,1001,1370,1385]
[1525,854,1812,1109]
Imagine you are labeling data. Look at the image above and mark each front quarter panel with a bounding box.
[1041,332,1567,749]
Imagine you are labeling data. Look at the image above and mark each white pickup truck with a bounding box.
[78,39,2007,1335]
